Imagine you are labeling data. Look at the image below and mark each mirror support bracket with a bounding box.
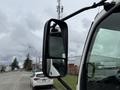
[57,77,72,90]
[61,0,107,21]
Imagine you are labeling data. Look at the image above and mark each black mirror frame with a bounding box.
[42,19,68,78]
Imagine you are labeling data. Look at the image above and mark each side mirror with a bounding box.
[42,19,68,78]
[87,63,95,78]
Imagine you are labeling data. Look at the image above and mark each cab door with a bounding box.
[78,2,120,90]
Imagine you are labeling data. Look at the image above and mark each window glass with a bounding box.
[87,13,120,90]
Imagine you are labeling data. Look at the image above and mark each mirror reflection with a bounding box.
[49,27,66,58]
[49,36,65,58]
[88,63,95,78]
[47,59,66,77]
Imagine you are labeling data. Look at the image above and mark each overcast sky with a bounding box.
[0,0,104,64]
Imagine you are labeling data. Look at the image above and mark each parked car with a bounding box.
[30,71,53,89]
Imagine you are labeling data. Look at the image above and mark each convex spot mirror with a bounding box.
[87,63,95,78]
[42,19,68,78]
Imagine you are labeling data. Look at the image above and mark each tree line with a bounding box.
[4,54,33,71]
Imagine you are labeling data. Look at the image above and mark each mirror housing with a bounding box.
[42,19,68,78]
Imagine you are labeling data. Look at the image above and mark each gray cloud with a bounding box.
[68,29,87,56]
[0,11,9,33]
[0,11,42,64]
[25,14,42,31]
[0,0,100,65]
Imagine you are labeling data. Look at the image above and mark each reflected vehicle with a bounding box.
[32,69,42,74]
[30,72,53,89]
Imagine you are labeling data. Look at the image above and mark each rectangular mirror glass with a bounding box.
[49,36,65,58]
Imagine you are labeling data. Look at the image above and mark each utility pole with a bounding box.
[57,0,63,19]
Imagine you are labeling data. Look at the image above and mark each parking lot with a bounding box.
[0,71,56,90]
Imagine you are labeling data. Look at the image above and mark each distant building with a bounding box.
[68,64,79,75]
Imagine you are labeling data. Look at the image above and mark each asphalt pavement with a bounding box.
[0,71,56,90]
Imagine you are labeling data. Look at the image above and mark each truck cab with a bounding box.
[42,0,120,90]
[78,1,120,90]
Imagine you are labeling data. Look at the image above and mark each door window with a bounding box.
[87,12,120,90]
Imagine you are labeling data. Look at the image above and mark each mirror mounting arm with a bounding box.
[57,77,72,90]
[52,0,108,28]
[61,0,107,21]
